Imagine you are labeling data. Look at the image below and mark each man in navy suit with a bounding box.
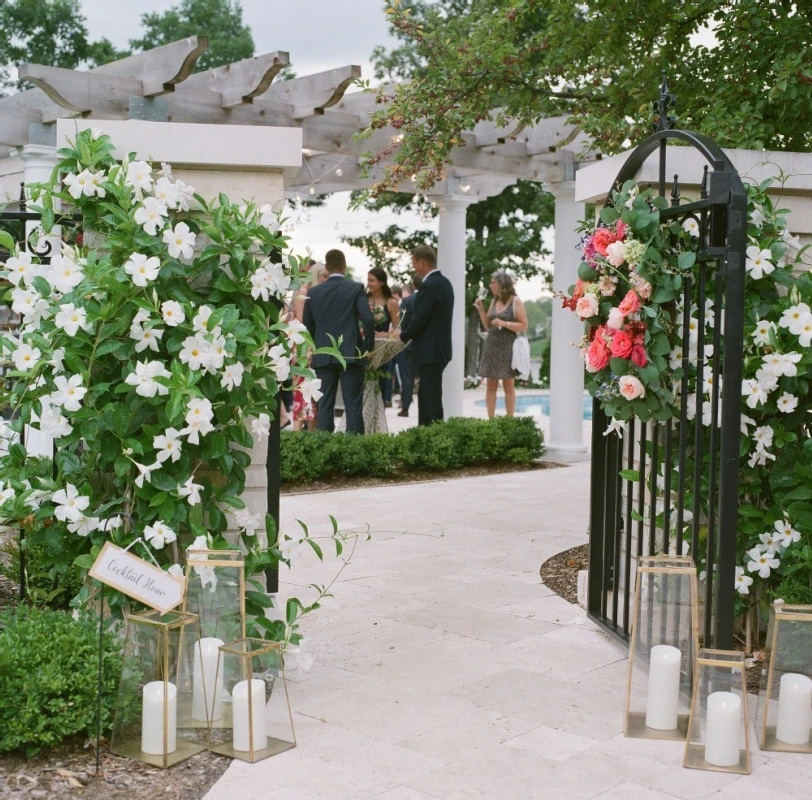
[399,246,453,426]
[303,249,375,433]
[395,276,421,417]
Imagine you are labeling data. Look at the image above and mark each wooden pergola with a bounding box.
[0,36,592,459]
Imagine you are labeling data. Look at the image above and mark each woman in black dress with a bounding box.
[475,270,528,418]
[367,267,401,406]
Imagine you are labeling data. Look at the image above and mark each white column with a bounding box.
[16,145,60,458]
[547,181,589,462]
[435,194,471,419]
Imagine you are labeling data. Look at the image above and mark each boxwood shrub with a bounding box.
[280,416,544,484]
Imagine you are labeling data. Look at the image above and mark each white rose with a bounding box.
[605,241,626,267]
[606,308,625,330]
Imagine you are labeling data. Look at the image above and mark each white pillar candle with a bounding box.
[141,681,177,756]
[776,672,812,745]
[232,678,267,753]
[704,691,741,767]
[645,644,681,730]
[192,637,225,722]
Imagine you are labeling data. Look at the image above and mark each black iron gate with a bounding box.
[587,79,747,650]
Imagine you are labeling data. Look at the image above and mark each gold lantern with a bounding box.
[207,638,296,763]
[624,555,699,740]
[110,610,207,767]
[684,649,750,774]
[756,603,812,753]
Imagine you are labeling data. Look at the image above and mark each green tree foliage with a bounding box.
[129,0,254,72]
[366,0,812,192]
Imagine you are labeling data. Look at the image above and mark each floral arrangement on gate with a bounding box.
[0,129,361,653]
[562,179,700,422]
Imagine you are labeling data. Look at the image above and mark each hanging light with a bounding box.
[308,187,315,196]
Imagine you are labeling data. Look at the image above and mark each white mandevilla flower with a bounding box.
[182,398,215,444]
[0,481,15,503]
[279,535,304,563]
[4,251,35,286]
[52,483,90,522]
[124,253,161,287]
[46,253,85,294]
[161,300,186,327]
[153,176,180,209]
[13,342,41,372]
[777,392,799,413]
[759,531,783,553]
[192,305,213,333]
[259,203,281,234]
[298,377,323,404]
[179,335,211,371]
[63,169,95,200]
[754,367,779,393]
[134,197,169,236]
[51,374,86,412]
[232,509,262,535]
[36,399,73,438]
[220,362,244,391]
[250,413,271,441]
[749,207,766,228]
[752,425,774,451]
[762,352,802,378]
[602,418,626,438]
[153,427,183,463]
[797,316,812,348]
[682,218,700,237]
[205,334,227,373]
[173,179,196,212]
[144,521,177,550]
[741,378,768,409]
[745,245,775,280]
[177,476,203,505]
[125,161,153,194]
[735,566,753,595]
[167,564,184,579]
[748,448,776,468]
[746,546,779,579]
[284,319,308,346]
[12,287,47,321]
[133,460,162,489]
[124,360,171,398]
[163,221,196,261]
[779,303,811,334]
[98,516,123,532]
[49,348,65,373]
[67,514,101,537]
[130,323,164,353]
[774,518,801,548]
[751,320,775,346]
[54,303,90,337]
[88,170,106,197]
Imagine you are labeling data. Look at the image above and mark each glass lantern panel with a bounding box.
[184,549,245,643]
[756,605,812,752]
[110,611,206,767]
[685,649,749,774]
[625,557,697,739]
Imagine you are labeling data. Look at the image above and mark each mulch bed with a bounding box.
[0,746,231,799]
[281,459,562,495]
[539,543,588,605]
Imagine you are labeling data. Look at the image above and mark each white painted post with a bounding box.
[17,144,60,458]
[547,181,589,462]
[435,193,471,419]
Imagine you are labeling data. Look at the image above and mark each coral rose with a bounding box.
[592,228,616,256]
[618,290,641,316]
[575,294,599,320]
[618,375,645,400]
[615,220,629,240]
[586,337,610,372]
[606,308,625,330]
[572,278,586,301]
[609,330,633,359]
[631,344,648,367]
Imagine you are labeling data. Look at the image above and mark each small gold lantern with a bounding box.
[756,603,812,753]
[182,549,246,729]
[684,649,750,774]
[624,555,699,740]
[110,610,207,767]
[207,638,296,763]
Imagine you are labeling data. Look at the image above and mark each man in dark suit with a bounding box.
[400,246,453,426]
[303,249,375,433]
[395,276,421,417]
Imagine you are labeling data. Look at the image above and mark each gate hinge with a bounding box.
[709,171,731,205]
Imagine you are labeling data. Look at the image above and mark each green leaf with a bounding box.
[149,491,168,508]
[306,538,323,561]
[577,262,597,281]
[599,207,620,224]
[150,472,176,492]
[32,276,52,296]
[73,553,96,570]
[609,357,630,375]
[677,251,696,269]
[619,469,640,482]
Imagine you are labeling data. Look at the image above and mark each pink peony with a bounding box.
[618,375,645,400]
[607,308,625,330]
[575,294,599,320]
[606,241,626,267]
[609,330,633,359]
[631,344,648,368]
[618,289,641,316]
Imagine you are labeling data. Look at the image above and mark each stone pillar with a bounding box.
[17,145,60,458]
[435,194,471,419]
[547,181,589,462]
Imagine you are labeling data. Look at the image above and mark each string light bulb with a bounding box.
[461,183,471,193]
[309,187,315,196]
[411,174,418,182]
[335,168,343,177]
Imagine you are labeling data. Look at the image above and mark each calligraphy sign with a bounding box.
[89,542,184,613]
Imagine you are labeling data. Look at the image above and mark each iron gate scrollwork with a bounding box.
[587,78,747,650]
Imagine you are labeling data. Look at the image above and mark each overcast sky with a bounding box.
[80,0,548,298]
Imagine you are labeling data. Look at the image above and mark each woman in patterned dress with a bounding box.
[474,270,528,419]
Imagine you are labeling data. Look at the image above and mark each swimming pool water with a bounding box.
[474,393,592,420]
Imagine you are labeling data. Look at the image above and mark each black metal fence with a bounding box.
[587,82,747,650]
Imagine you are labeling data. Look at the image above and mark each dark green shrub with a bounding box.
[774,576,812,605]
[279,430,333,483]
[490,416,545,462]
[0,540,85,610]
[328,433,397,477]
[0,606,123,756]
[395,424,462,471]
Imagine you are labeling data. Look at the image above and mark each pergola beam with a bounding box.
[264,65,362,118]
[0,107,42,147]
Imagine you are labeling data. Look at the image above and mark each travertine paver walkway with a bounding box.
[205,463,812,800]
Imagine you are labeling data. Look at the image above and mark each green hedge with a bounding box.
[280,416,545,484]
[0,606,122,756]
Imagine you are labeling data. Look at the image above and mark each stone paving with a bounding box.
[205,463,812,799]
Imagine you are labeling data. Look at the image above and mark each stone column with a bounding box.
[547,181,589,462]
[17,145,60,458]
[435,194,472,419]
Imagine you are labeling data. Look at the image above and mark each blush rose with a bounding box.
[575,294,599,319]
[618,374,645,400]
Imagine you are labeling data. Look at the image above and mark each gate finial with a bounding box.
[654,71,676,133]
